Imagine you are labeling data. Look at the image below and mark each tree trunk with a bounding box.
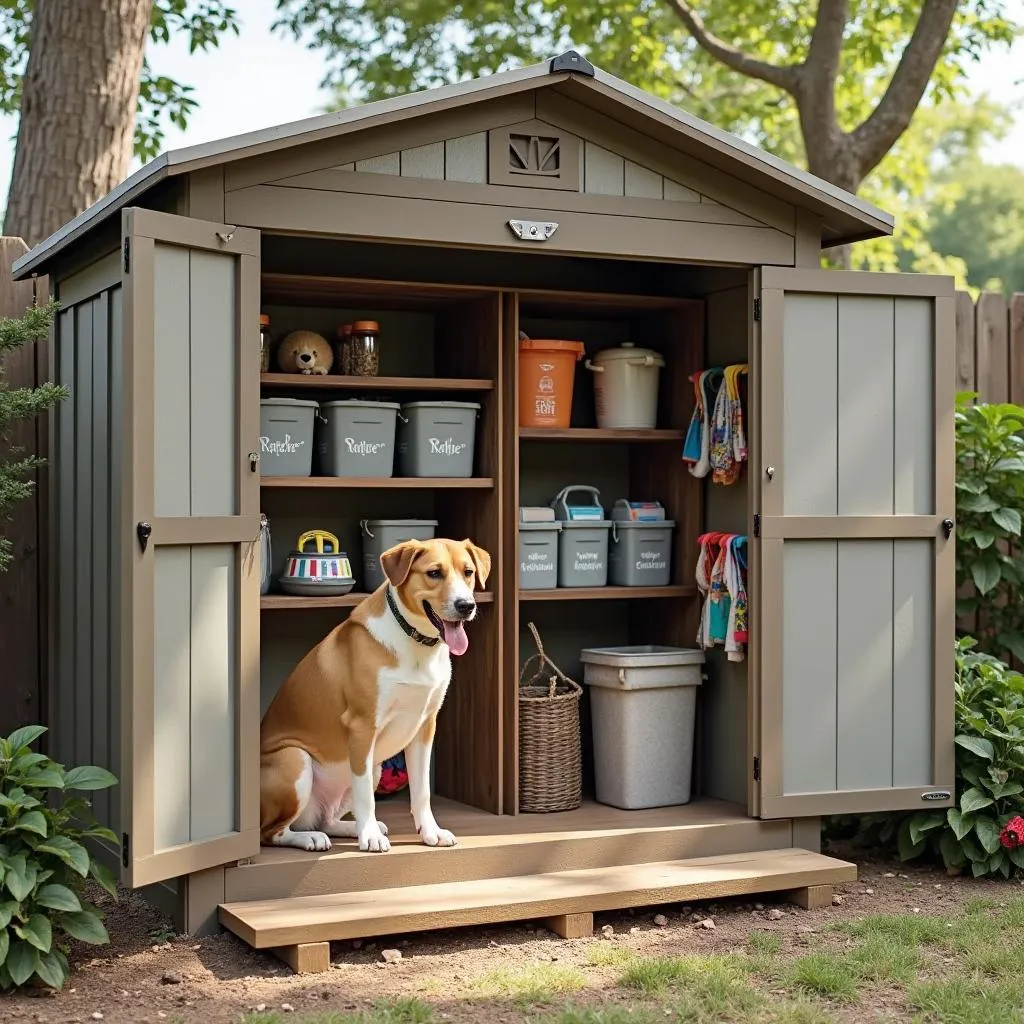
[3,0,154,247]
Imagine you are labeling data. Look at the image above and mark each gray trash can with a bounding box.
[580,646,705,809]
[609,520,675,586]
[519,521,562,590]
[360,518,439,592]
[260,397,318,477]
[316,399,399,477]
[396,401,480,477]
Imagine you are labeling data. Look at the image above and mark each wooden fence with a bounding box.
[0,254,1022,734]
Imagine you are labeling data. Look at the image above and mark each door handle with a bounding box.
[942,518,955,540]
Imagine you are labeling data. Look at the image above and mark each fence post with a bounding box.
[955,290,976,396]
[1010,293,1024,407]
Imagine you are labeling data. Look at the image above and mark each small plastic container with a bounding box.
[584,342,665,429]
[396,401,480,477]
[360,518,439,592]
[349,320,380,377]
[550,486,611,587]
[335,323,352,375]
[580,645,705,809]
[518,338,585,428]
[315,399,399,477]
[259,397,318,477]
[609,502,675,587]
[518,512,563,590]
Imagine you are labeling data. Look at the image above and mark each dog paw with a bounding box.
[300,830,332,852]
[420,828,457,848]
[359,825,391,853]
[325,819,389,839]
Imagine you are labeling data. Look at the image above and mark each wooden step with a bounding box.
[219,847,855,954]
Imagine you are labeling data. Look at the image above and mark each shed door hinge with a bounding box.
[123,238,130,274]
[753,297,761,321]
[753,513,761,538]
[753,756,761,782]
[121,832,130,868]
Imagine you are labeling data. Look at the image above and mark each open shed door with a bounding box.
[120,208,261,886]
[756,267,955,820]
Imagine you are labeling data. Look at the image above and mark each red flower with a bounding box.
[999,816,1024,849]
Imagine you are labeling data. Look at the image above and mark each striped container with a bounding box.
[278,529,356,597]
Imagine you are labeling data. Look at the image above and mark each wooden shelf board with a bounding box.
[520,585,696,602]
[519,427,684,442]
[262,592,494,610]
[260,477,494,489]
[261,373,493,392]
[262,273,489,309]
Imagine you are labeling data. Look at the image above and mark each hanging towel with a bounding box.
[682,372,706,464]
[708,535,732,645]
[724,535,748,662]
[695,532,719,650]
[710,364,749,486]
[688,369,722,479]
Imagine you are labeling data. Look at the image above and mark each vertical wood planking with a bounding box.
[189,250,237,517]
[74,302,94,770]
[108,286,125,839]
[401,142,445,180]
[624,160,662,199]
[354,152,399,175]
[154,548,192,850]
[444,134,487,183]
[894,298,934,515]
[153,244,191,517]
[975,292,1008,404]
[892,540,933,787]
[783,293,837,515]
[836,540,894,790]
[1010,294,1024,406]
[954,291,976,395]
[838,296,894,515]
[189,545,237,840]
[782,542,837,794]
[583,142,625,196]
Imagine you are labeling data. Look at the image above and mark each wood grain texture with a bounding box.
[545,913,593,938]
[259,477,495,489]
[261,591,495,611]
[787,884,833,910]
[275,942,330,974]
[260,373,493,392]
[519,586,697,602]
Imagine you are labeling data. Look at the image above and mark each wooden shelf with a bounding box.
[519,427,685,442]
[261,373,493,392]
[260,477,494,489]
[262,592,495,611]
[519,585,697,602]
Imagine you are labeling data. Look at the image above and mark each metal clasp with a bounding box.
[136,522,152,553]
[942,517,955,540]
[508,219,558,242]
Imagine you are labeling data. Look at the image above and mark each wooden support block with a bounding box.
[275,941,331,974]
[544,912,594,939]
[787,884,833,911]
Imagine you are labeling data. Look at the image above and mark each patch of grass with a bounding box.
[768,1000,838,1024]
[838,912,949,947]
[784,952,861,1002]
[467,963,587,1006]
[909,976,1024,1024]
[747,931,783,956]
[849,933,921,984]
[238,1001,435,1024]
[547,1008,660,1024]
[584,943,636,968]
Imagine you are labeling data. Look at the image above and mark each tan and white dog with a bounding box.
[259,537,490,853]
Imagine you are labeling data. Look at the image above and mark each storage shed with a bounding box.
[13,51,954,972]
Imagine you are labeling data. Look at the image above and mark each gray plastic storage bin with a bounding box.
[360,518,439,592]
[609,520,675,586]
[397,401,480,477]
[316,399,399,477]
[519,522,562,589]
[558,522,611,586]
[260,397,318,477]
[580,646,705,809]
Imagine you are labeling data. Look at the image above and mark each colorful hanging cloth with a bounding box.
[709,364,748,485]
[684,369,723,479]
[724,535,748,662]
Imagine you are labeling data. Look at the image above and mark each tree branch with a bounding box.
[850,0,959,178]
[663,0,800,94]
[804,0,848,92]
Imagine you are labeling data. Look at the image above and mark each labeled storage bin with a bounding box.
[259,397,318,477]
[580,645,705,809]
[396,401,480,477]
[360,518,438,592]
[609,500,675,587]
[551,485,611,587]
[518,508,562,590]
[518,338,585,428]
[316,399,399,477]
[584,342,665,429]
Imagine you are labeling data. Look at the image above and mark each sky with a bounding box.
[0,0,1021,204]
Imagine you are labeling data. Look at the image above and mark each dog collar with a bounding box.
[386,587,440,647]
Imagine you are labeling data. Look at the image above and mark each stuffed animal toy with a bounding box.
[276,330,334,375]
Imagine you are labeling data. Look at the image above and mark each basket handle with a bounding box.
[523,621,571,698]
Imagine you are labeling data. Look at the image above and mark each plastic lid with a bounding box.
[612,520,676,529]
[361,518,439,528]
[400,401,481,410]
[580,645,705,667]
[320,399,401,410]
[560,519,612,528]
[259,314,270,326]
[352,320,380,332]
[260,397,319,408]
[519,521,563,531]
[519,338,586,359]
[337,323,352,337]
[590,343,665,365]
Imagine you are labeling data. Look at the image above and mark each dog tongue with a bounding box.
[443,620,469,656]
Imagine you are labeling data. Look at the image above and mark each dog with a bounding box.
[259,537,491,853]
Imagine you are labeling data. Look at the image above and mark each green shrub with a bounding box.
[0,725,117,990]
[954,394,1024,661]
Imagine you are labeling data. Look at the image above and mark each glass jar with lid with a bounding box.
[259,314,272,372]
[335,323,352,375]
[349,320,380,376]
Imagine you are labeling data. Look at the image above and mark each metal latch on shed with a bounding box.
[508,220,559,242]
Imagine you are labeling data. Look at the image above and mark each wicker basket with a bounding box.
[518,622,583,813]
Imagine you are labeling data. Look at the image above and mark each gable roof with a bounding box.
[12,51,893,279]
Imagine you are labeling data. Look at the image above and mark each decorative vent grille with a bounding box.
[508,134,561,177]
[488,121,580,191]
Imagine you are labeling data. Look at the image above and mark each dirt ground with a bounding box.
[4,842,1024,1024]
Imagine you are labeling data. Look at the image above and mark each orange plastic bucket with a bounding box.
[518,339,585,428]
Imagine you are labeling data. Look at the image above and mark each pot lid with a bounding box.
[590,342,665,366]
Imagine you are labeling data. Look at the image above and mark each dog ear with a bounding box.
[380,541,422,587]
[462,539,491,589]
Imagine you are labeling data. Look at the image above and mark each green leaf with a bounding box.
[0,927,8,966]
[62,766,117,791]
[972,531,996,549]
[948,807,975,840]
[974,816,1002,854]
[940,829,967,869]
[0,901,19,929]
[60,910,108,946]
[909,811,946,846]
[960,787,995,814]
[955,734,995,760]
[6,939,37,986]
[971,857,991,877]
[15,914,51,953]
[34,884,80,913]
[989,781,1023,800]
[898,819,927,861]
[20,767,64,790]
[34,837,89,877]
[993,508,1022,535]
[34,950,66,990]
[4,856,35,902]
[13,811,47,838]
[971,560,1001,595]
[5,725,46,753]
[1007,845,1024,870]
[88,860,117,900]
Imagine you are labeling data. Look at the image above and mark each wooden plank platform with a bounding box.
[220,848,856,950]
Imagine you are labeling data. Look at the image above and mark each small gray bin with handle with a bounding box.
[259,397,318,477]
[360,518,439,592]
[580,645,705,810]
[316,399,399,477]
[550,485,611,588]
[518,515,563,590]
[609,520,675,587]
[396,401,480,477]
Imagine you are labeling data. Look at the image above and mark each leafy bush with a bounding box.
[0,725,117,990]
[955,394,1024,660]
